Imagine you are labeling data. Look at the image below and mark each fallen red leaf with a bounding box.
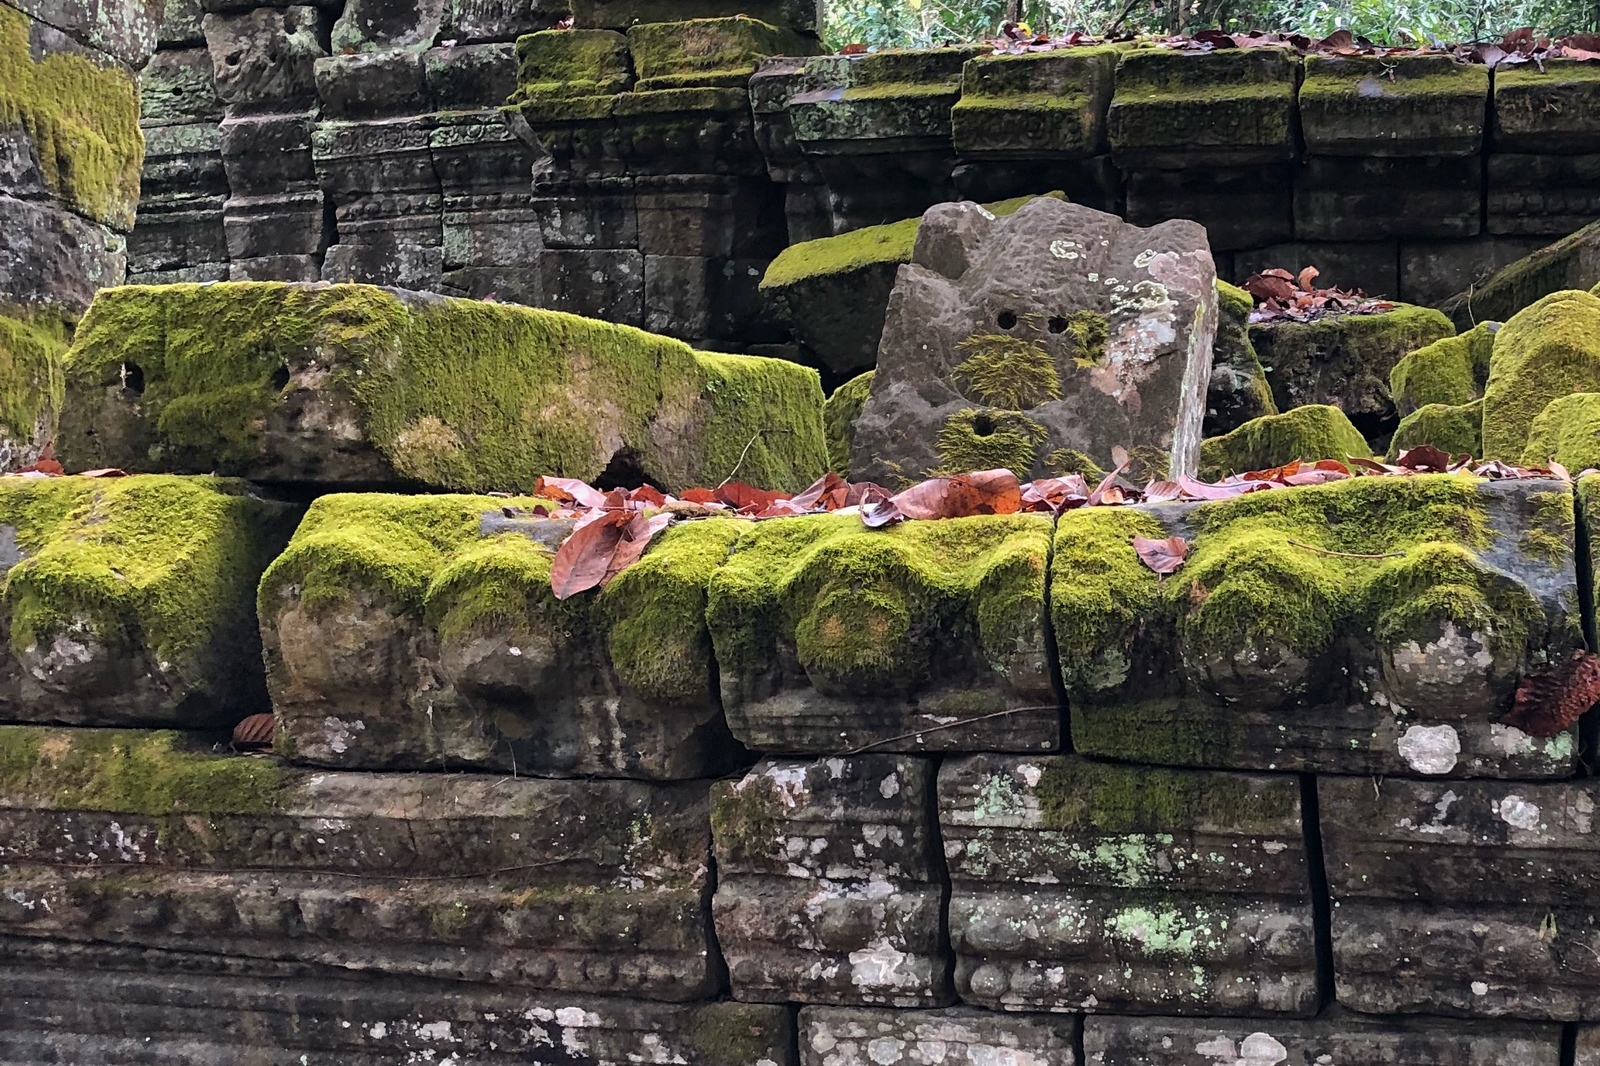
[715,481,790,512]
[79,468,129,478]
[550,510,672,599]
[535,475,607,510]
[890,469,1021,519]
[1506,650,1600,737]
[1395,445,1454,472]
[1133,535,1188,574]
[231,712,275,748]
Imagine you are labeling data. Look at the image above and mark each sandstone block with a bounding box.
[1295,155,1481,240]
[1481,290,1600,462]
[1108,47,1299,168]
[1493,60,1600,154]
[851,197,1217,483]
[788,48,983,155]
[262,499,747,778]
[942,754,1316,1016]
[712,756,949,1006]
[331,0,445,52]
[1438,222,1600,331]
[0,306,70,471]
[1205,278,1276,437]
[951,47,1117,159]
[707,512,1058,755]
[1299,53,1487,157]
[0,196,125,315]
[1198,404,1372,480]
[58,281,826,491]
[1323,773,1600,1019]
[203,6,329,112]
[570,0,821,35]
[6,0,165,67]
[138,46,225,127]
[1125,165,1293,252]
[0,733,717,1000]
[801,1006,1079,1066]
[443,0,570,43]
[1056,475,1583,776]
[1488,153,1600,238]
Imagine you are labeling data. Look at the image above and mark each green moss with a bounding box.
[1387,399,1482,460]
[61,283,827,494]
[1442,221,1600,330]
[1207,281,1276,433]
[1034,758,1296,834]
[934,408,1048,476]
[1522,392,1600,472]
[0,475,285,682]
[823,370,873,476]
[1365,541,1541,655]
[625,18,820,91]
[0,727,285,815]
[508,29,632,103]
[1482,290,1600,461]
[1253,304,1457,415]
[1519,490,1575,565]
[955,333,1062,408]
[1198,404,1372,480]
[759,191,1065,291]
[707,512,1049,696]
[1050,506,1167,692]
[1045,448,1106,481]
[685,1004,789,1066]
[1389,322,1497,415]
[0,305,68,453]
[0,4,143,229]
[709,774,782,860]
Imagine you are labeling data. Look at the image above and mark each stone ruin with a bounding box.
[11,1,1600,1063]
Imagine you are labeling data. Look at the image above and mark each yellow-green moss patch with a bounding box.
[1389,321,1497,415]
[1523,392,1600,472]
[1482,290,1600,462]
[1198,404,1372,480]
[1387,399,1482,460]
[0,305,68,459]
[823,370,873,476]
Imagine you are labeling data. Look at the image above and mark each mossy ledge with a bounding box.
[1482,289,1600,463]
[1198,404,1372,480]
[59,283,828,494]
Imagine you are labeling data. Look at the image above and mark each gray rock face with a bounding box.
[0,939,794,1065]
[850,197,1217,482]
[801,1007,1079,1066]
[1084,1010,1562,1065]
[7,0,166,66]
[203,6,330,112]
[940,754,1318,1016]
[712,757,950,1007]
[1322,774,1600,1019]
[0,196,126,316]
[0,735,718,1001]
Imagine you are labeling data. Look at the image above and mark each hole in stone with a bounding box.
[593,448,663,492]
[996,310,1018,330]
[1048,316,1069,334]
[226,50,242,66]
[971,413,996,436]
[270,364,291,391]
[120,363,144,396]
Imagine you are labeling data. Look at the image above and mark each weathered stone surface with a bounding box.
[942,754,1317,1015]
[952,47,1117,159]
[443,0,570,42]
[203,6,330,111]
[1488,153,1600,237]
[1250,304,1456,432]
[0,476,296,728]
[1300,53,1487,157]
[1056,475,1583,776]
[1126,165,1293,252]
[1526,394,1600,471]
[788,48,983,155]
[1399,234,1550,308]
[851,197,1217,483]
[262,500,746,778]
[1295,155,1481,240]
[708,512,1058,755]
[58,281,826,491]
[1108,47,1299,168]
[6,0,165,67]
[1084,1010,1562,1065]
[571,0,821,32]
[0,6,144,232]
[1493,60,1600,154]
[801,1006,1079,1066]
[1481,290,1600,462]
[314,116,443,289]
[331,0,444,52]
[1388,398,1483,459]
[712,756,949,1006]
[1322,773,1600,1019]
[1441,222,1600,333]
[0,305,69,471]
[0,195,124,315]
[0,939,792,1065]
[1205,278,1275,437]
[0,735,716,999]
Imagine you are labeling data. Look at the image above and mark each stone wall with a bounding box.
[128,27,1600,346]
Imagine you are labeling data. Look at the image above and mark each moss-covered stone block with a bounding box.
[1389,320,1497,416]
[1494,59,1600,154]
[1198,403,1371,480]
[940,754,1316,1015]
[1052,474,1583,776]
[260,494,746,779]
[824,370,872,475]
[0,475,296,729]
[707,512,1057,754]
[1251,304,1456,426]
[0,305,67,472]
[1481,289,1600,462]
[1523,393,1600,472]
[1300,53,1488,157]
[950,46,1117,159]
[711,755,949,1006]
[759,192,1063,378]
[1206,278,1276,437]
[1440,220,1600,331]
[58,282,826,493]
[0,4,144,231]
[626,18,819,92]
[1107,46,1299,167]
[0,725,717,1000]
[570,0,823,34]
[508,28,632,103]
[788,47,987,151]
[1387,399,1483,460]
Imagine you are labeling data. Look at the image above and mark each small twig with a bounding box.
[719,431,766,488]
[840,704,1060,756]
[1103,0,1143,35]
[1288,539,1405,560]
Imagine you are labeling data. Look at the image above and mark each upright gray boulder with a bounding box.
[850,197,1218,482]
